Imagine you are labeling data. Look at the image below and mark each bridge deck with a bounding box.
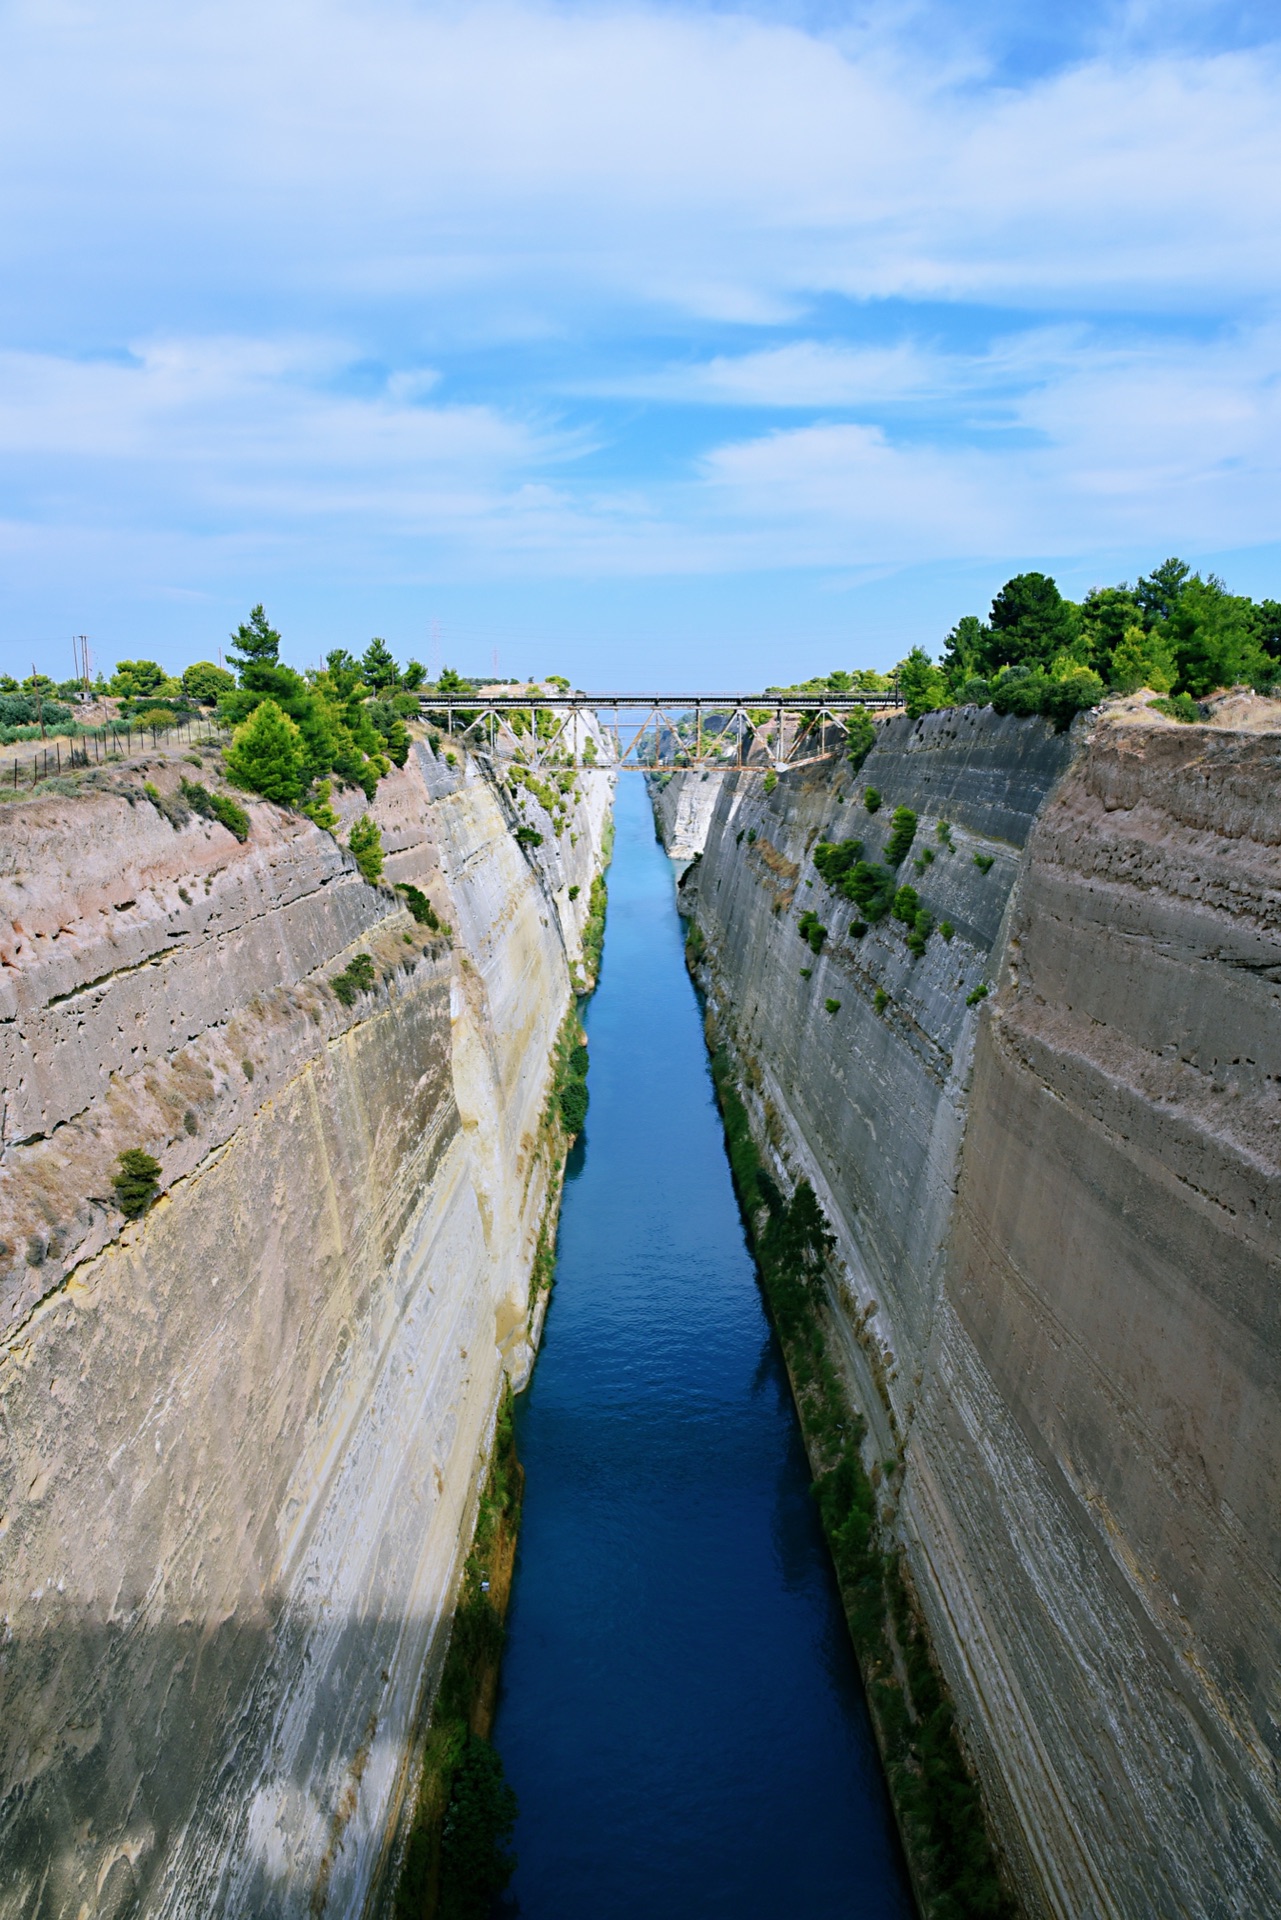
[416,689,901,772]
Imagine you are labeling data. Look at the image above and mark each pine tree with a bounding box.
[1109,623,1176,694]
[224,698,308,803]
[361,637,400,690]
[348,814,384,883]
[229,605,281,668]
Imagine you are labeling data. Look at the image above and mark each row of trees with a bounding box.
[213,609,429,808]
[895,560,1281,723]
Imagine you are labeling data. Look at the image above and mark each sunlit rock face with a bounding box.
[665,706,1281,1920]
[0,735,611,1919]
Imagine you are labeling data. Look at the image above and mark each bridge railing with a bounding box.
[417,692,902,773]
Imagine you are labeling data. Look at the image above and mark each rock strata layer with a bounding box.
[0,735,612,1919]
[664,706,1281,1919]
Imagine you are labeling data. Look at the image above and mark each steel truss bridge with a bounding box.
[419,692,902,773]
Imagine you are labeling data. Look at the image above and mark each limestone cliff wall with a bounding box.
[665,707,1281,1919]
[0,734,612,1919]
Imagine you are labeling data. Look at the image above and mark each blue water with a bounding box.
[492,777,914,1919]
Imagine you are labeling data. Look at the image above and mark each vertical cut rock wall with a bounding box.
[665,708,1281,1919]
[0,736,612,1919]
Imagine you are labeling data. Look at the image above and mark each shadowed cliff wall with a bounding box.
[0,734,612,1919]
[665,706,1281,1918]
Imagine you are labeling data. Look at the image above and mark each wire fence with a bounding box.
[8,715,228,792]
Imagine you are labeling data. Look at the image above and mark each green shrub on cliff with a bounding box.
[180,778,250,842]
[348,814,383,883]
[863,787,882,813]
[113,1148,161,1218]
[580,871,608,984]
[397,882,446,932]
[331,952,377,1006]
[798,909,827,954]
[884,805,918,867]
[813,838,863,887]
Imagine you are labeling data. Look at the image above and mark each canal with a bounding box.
[492,774,914,1918]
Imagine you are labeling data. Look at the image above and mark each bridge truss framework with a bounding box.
[418,692,902,773]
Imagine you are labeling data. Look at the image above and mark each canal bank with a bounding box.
[490,775,912,1918]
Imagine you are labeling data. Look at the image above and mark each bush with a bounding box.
[182,660,236,705]
[939,920,955,942]
[224,698,308,804]
[331,952,378,1006]
[973,852,994,874]
[907,908,933,958]
[892,884,920,924]
[114,1148,161,1218]
[1149,693,1201,723]
[180,780,251,843]
[397,882,444,931]
[0,693,73,728]
[874,987,889,1014]
[884,805,918,867]
[840,861,896,923]
[437,1733,518,1920]
[763,769,778,793]
[966,982,989,1006]
[813,838,863,887]
[556,1025,590,1138]
[797,909,827,954]
[348,814,384,883]
[514,824,543,847]
[863,786,882,813]
[824,997,841,1014]
[559,1078,589,1135]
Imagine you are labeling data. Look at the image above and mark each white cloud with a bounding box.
[1,3,1279,329]
[0,0,1279,626]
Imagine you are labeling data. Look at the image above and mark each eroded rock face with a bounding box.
[666,708,1281,1919]
[0,737,612,1918]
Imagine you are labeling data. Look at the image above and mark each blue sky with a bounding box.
[2,0,1279,687]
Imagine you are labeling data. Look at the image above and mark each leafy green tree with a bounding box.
[1080,586,1143,673]
[1251,599,1281,663]
[1166,578,1273,696]
[896,646,948,719]
[114,1148,162,1218]
[182,660,236,704]
[224,699,308,804]
[1135,557,1191,627]
[1109,623,1176,694]
[940,614,989,690]
[402,658,426,691]
[348,814,384,882]
[109,659,168,700]
[229,604,282,667]
[361,636,400,690]
[986,572,1080,673]
[436,666,466,694]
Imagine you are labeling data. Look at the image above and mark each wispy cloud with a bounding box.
[0,0,1278,665]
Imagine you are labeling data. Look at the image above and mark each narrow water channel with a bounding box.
[492,776,914,1918]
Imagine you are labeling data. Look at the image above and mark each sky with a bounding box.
[1,0,1279,688]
